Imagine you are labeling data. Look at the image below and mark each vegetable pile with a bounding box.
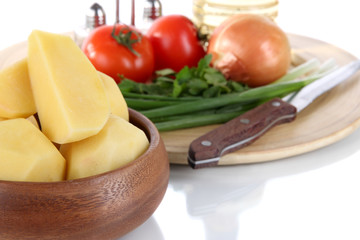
[120,57,336,131]
[81,13,337,131]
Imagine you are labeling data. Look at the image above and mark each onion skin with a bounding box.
[207,14,291,87]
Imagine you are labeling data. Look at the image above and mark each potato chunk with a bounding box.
[27,115,39,129]
[98,71,129,121]
[61,115,149,180]
[27,30,110,144]
[0,118,66,182]
[0,58,36,118]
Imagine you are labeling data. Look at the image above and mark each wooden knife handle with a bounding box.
[188,98,297,169]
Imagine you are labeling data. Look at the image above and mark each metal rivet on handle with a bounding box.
[272,101,281,107]
[240,118,250,124]
[201,140,212,146]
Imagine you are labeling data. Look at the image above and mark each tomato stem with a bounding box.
[111,25,142,56]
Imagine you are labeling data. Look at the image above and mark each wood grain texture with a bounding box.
[160,34,360,165]
[0,109,170,240]
[188,98,296,168]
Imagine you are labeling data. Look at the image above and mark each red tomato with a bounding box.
[82,24,155,83]
[146,15,206,72]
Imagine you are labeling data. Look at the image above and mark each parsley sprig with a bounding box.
[118,54,249,98]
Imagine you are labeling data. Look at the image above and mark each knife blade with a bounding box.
[188,59,360,169]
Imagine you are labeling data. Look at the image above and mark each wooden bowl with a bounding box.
[0,109,170,240]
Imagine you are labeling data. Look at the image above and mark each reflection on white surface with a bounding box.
[166,166,263,240]
[154,187,205,240]
[121,125,360,239]
[120,216,164,240]
[241,161,360,240]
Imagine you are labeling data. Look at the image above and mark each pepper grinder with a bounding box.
[141,0,162,32]
[144,0,162,20]
[87,3,106,28]
[75,3,106,46]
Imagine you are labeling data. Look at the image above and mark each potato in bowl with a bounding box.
[0,109,169,240]
[0,29,170,239]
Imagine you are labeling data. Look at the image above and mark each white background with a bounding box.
[1,0,360,58]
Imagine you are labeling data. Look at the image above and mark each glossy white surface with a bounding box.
[1,1,360,240]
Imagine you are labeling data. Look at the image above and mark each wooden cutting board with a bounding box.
[1,34,359,166]
[160,34,360,165]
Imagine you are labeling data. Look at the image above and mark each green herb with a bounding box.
[118,54,249,98]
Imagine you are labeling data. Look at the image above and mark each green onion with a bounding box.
[155,111,245,131]
[313,58,337,75]
[272,58,320,84]
[125,98,180,110]
[122,92,201,101]
[142,78,314,119]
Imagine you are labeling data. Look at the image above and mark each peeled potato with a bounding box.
[0,118,66,182]
[61,115,149,180]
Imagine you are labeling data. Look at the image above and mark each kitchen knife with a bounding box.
[188,59,360,169]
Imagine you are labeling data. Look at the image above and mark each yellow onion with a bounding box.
[208,14,291,87]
